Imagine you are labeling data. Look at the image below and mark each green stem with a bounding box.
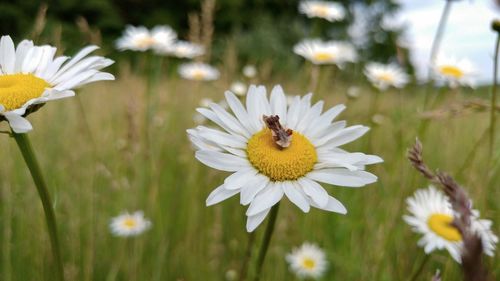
[489,33,500,166]
[408,255,430,281]
[12,132,65,281]
[253,203,280,281]
[239,232,256,281]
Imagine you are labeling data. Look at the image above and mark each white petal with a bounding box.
[240,174,269,205]
[269,85,287,124]
[225,91,259,133]
[209,102,250,138]
[246,182,284,216]
[283,181,310,212]
[307,169,377,187]
[0,36,16,74]
[310,195,347,214]
[195,150,249,172]
[4,113,33,133]
[323,125,369,147]
[206,184,239,206]
[246,208,271,232]
[223,168,258,190]
[297,177,329,207]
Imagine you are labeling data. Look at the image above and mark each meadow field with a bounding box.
[0,1,499,281]
[0,64,498,280]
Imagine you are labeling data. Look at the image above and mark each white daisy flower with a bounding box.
[178,62,220,81]
[432,55,476,88]
[116,25,177,52]
[0,35,114,133]
[364,63,409,91]
[230,81,247,96]
[109,211,152,237]
[286,242,328,279]
[160,40,204,58]
[404,186,498,263]
[187,85,382,232]
[299,1,345,22]
[294,39,357,67]
[243,65,257,78]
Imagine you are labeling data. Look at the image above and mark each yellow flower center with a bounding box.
[0,74,49,111]
[135,37,156,49]
[122,218,138,229]
[439,65,464,78]
[313,52,334,62]
[312,5,330,17]
[427,213,462,242]
[192,70,206,80]
[378,73,394,82]
[301,257,316,270]
[246,128,317,181]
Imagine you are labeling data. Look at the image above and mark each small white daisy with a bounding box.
[243,65,257,78]
[116,25,177,52]
[0,35,114,133]
[404,186,498,263]
[187,85,382,232]
[432,55,476,88]
[178,62,220,81]
[294,39,357,67]
[286,242,328,279]
[299,1,345,22]
[230,81,247,96]
[364,62,409,91]
[109,211,152,237]
[160,40,205,58]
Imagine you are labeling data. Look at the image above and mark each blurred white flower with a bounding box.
[299,1,345,22]
[178,62,220,81]
[433,55,477,88]
[286,242,328,279]
[159,40,205,58]
[404,186,498,263]
[364,63,409,91]
[110,211,152,237]
[346,86,361,99]
[116,25,177,52]
[243,65,257,78]
[381,13,408,32]
[294,39,357,67]
[230,81,247,96]
[0,35,114,133]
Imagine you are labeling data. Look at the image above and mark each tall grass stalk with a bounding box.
[422,0,454,110]
[488,32,500,165]
[239,232,256,281]
[253,203,280,281]
[12,132,65,281]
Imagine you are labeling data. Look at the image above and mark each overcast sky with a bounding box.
[398,0,499,83]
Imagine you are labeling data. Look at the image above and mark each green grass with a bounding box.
[0,65,499,281]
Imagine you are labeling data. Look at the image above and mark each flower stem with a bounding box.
[239,232,256,281]
[12,132,65,281]
[408,254,430,281]
[253,203,280,281]
[488,33,500,166]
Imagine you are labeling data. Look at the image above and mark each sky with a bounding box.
[398,0,499,84]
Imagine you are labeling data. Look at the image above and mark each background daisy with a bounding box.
[294,39,357,67]
[286,242,328,279]
[364,62,409,91]
[110,211,152,237]
[432,55,476,88]
[299,0,345,22]
[116,25,177,52]
[404,186,497,263]
[178,62,220,81]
